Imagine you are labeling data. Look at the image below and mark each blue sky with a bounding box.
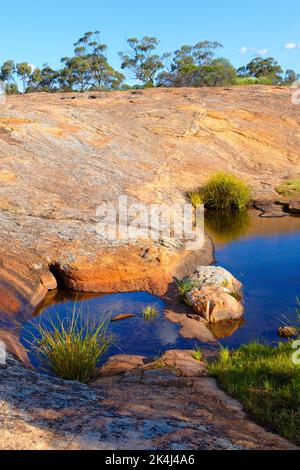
[1,0,300,78]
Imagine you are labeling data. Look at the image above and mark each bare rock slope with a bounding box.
[1,86,300,450]
[0,352,296,450]
[0,86,300,307]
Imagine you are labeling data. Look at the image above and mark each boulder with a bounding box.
[186,266,244,323]
[191,266,242,295]
[187,286,244,323]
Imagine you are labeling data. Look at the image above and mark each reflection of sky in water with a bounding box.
[209,213,300,348]
[21,292,198,372]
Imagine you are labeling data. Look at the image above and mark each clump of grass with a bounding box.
[219,347,230,364]
[197,172,251,211]
[276,178,300,197]
[142,305,159,320]
[209,341,300,444]
[192,346,203,362]
[174,277,198,305]
[188,191,203,208]
[24,305,113,384]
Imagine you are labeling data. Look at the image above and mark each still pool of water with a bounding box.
[206,210,300,348]
[20,292,198,371]
[19,209,300,371]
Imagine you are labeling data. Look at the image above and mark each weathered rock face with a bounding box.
[186,266,244,323]
[288,202,300,214]
[188,286,244,323]
[0,352,296,450]
[191,266,242,294]
[0,86,299,310]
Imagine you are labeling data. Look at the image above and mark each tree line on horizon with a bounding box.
[1,31,298,94]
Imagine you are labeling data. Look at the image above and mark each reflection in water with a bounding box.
[205,210,251,243]
[209,319,245,340]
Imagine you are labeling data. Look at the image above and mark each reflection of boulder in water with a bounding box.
[209,319,244,339]
[205,210,250,243]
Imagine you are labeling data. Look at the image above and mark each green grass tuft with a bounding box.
[188,191,203,208]
[142,305,160,320]
[276,178,300,197]
[192,346,203,362]
[174,277,198,305]
[209,341,300,444]
[199,173,251,211]
[24,304,113,384]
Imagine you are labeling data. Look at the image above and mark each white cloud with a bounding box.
[284,42,300,50]
[240,47,268,56]
[257,49,268,56]
[29,64,37,72]
[285,42,296,49]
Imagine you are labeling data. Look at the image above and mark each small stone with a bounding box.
[278,326,298,338]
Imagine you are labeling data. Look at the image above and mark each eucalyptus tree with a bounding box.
[60,31,124,91]
[27,65,59,92]
[16,62,33,92]
[157,40,224,87]
[119,36,165,87]
[238,57,283,83]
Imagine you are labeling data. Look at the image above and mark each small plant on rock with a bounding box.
[276,178,300,197]
[192,346,203,362]
[174,277,198,305]
[229,289,243,303]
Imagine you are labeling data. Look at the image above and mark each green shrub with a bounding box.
[234,77,274,86]
[24,305,113,384]
[276,178,300,196]
[199,172,251,211]
[209,341,300,444]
